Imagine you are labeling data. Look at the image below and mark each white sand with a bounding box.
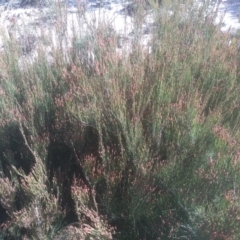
[0,0,239,58]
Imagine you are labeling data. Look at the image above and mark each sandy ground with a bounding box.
[0,0,154,59]
[217,0,240,32]
[0,0,239,59]
[0,1,239,34]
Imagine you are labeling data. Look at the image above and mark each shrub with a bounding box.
[1,0,240,239]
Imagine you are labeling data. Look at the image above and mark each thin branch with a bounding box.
[18,121,36,162]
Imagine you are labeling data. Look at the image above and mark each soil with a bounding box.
[0,0,239,57]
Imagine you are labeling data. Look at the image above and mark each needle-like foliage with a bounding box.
[1,0,240,239]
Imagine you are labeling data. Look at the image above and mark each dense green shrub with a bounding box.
[1,0,240,239]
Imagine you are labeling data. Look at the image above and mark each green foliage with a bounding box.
[1,0,240,239]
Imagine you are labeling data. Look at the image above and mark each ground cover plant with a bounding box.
[1,0,240,239]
